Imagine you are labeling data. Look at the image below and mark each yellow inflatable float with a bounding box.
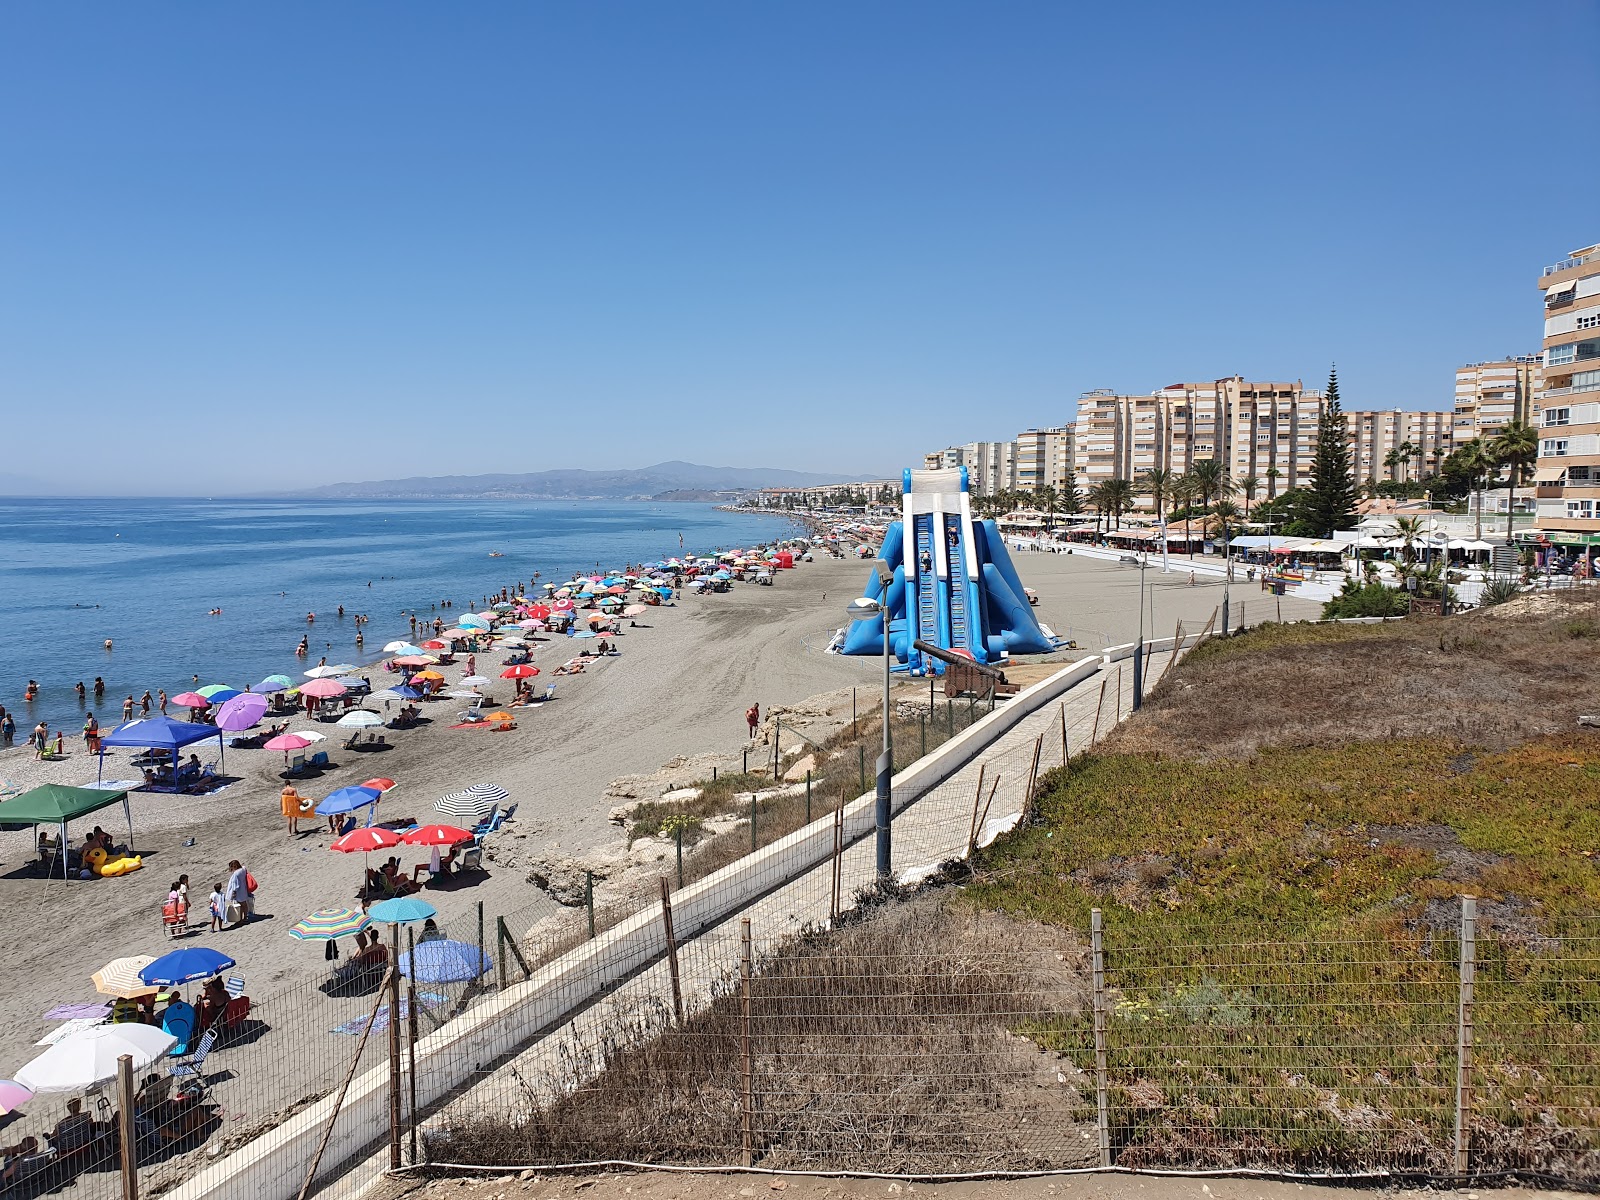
[85,846,143,877]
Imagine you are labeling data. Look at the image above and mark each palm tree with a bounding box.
[1102,478,1135,529]
[1212,498,1243,559]
[1265,466,1282,500]
[1085,481,1107,538]
[1136,467,1174,520]
[1457,437,1494,540]
[1036,484,1059,531]
[1490,420,1539,545]
[1238,474,1261,518]
[1395,440,1416,483]
[1383,449,1402,481]
[1394,515,1424,565]
[1188,458,1230,517]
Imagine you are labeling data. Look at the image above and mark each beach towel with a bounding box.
[331,990,448,1035]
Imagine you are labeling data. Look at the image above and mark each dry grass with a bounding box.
[430,898,1097,1173]
[1110,589,1600,760]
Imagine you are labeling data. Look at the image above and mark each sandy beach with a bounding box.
[0,543,1319,1127]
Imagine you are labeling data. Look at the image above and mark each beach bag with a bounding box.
[245,871,258,894]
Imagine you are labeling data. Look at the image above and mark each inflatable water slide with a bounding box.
[840,467,1056,673]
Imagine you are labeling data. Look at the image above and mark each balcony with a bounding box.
[1544,249,1600,277]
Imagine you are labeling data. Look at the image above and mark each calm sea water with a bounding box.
[0,498,796,736]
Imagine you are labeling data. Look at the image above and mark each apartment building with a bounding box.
[1346,409,1454,484]
[1013,426,1074,493]
[1534,243,1600,542]
[1453,357,1543,443]
[920,442,1017,495]
[1071,378,1323,505]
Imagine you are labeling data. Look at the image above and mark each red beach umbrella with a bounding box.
[401,824,474,847]
[527,604,551,619]
[362,777,397,792]
[500,665,540,679]
[331,827,401,854]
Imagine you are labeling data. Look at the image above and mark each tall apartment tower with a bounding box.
[1535,243,1600,540]
[1454,357,1544,443]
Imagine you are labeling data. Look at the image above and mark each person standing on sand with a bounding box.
[746,702,760,740]
[225,860,253,926]
[281,783,306,837]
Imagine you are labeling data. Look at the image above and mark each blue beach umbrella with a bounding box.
[384,686,422,700]
[316,785,382,817]
[399,939,490,984]
[140,946,236,986]
[368,897,437,925]
[256,675,293,693]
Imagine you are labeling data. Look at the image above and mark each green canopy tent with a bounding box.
[0,784,133,882]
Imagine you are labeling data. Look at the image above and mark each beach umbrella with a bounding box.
[412,670,444,682]
[500,665,539,679]
[170,691,209,708]
[571,629,597,639]
[15,1024,177,1094]
[458,616,490,631]
[295,729,329,743]
[474,612,497,622]
[362,777,397,792]
[441,629,475,641]
[382,686,422,700]
[367,897,437,925]
[140,945,235,986]
[419,639,448,650]
[552,598,574,612]
[216,692,270,731]
[317,785,382,816]
[623,605,647,617]
[331,827,401,854]
[336,710,384,728]
[402,823,474,846]
[393,655,436,668]
[517,617,542,627]
[0,1080,32,1115]
[486,711,514,722]
[383,641,422,654]
[435,782,506,823]
[303,665,345,679]
[299,678,347,698]
[256,674,294,693]
[445,689,484,700]
[92,955,157,997]
[288,908,371,941]
[264,732,312,752]
[195,684,239,702]
[399,939,491,984]
[606,585,628,594]
[458,675,491,686]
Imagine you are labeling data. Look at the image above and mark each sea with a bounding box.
[0,497,798,737]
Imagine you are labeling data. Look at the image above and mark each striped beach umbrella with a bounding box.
[92,955,157,998]
[288,908,371,941]
[435,782,506,823]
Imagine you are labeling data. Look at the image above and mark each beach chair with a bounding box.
[169,1028,217,1097]
[458,842,484,873]
[160,898,187,939]
[309,751,330,769]
[161,1006,196,1057]
[224,974,245,999]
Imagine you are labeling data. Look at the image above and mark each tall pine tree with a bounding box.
[1307,365,1358,536]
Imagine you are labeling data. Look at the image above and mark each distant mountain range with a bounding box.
[289,461,854,501]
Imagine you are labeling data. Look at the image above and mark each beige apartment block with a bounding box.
[1345,409,1454,484]
[1014,426,1074,493]
[1535,243,1600,542]
[1454,356,1543,444]
[1071,378,1323,508]
[920,441,1017,495]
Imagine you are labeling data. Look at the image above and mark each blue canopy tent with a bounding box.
[97,715,225,787]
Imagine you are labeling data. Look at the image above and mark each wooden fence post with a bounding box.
[660,877,684,1025]
[1090,676,1107,745]
[116,1054,138,1200]
[965,764,987,858]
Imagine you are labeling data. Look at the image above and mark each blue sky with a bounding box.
[2,2,1596,495]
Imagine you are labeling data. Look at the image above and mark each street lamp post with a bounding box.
[846,557,897,879]
[1132,548,1147,711]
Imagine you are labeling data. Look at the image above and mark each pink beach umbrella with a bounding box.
[264,732,313,769]
[0,1079,33,1115]
[170,691,209,709]
[299,678,347,698]
[215,692,269,732]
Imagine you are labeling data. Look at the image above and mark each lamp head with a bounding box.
[845,596,882,622]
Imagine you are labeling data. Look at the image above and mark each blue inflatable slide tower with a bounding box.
[840,466,1056,673]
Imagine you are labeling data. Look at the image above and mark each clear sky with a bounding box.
[3,2,1596,495]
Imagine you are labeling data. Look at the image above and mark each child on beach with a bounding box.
[208,883,224,932]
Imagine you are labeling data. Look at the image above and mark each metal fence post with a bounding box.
[1455,895,1477,1176]
[740,917,754,1167]
[805,770,812,822]
[750,794,757,852]
[387,924,402,1169]
[1091,907,1111,1168]
[675,826,684,887]
[406,927,419,1164]
[585,871,596,938]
